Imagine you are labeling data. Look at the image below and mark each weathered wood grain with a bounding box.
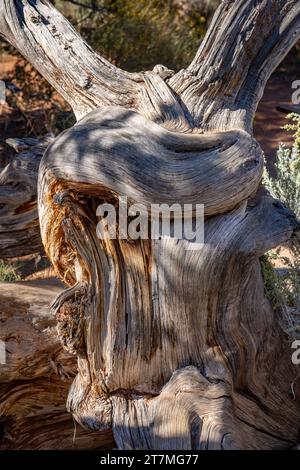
[0,279,114,449]
[1,0,300,450]
[40,155,300,448]
[0,0,142,120]
[0,136,52,258]
[38,106,263,219]
[169,0,300,132]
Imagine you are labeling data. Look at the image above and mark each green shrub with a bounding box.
[0,261,21,282]
[283,112,300,149]
[263,118,300,337]
[260,252,300,337]
[263,144,300,220]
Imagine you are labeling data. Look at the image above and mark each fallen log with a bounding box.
[0,279,114,449]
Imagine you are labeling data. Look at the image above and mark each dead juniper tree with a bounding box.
[1,0,300,449]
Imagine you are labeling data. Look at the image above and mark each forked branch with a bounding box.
[1,1,300,131]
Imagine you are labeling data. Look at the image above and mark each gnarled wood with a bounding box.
[1,0,300,450]
[170,0,300,132]
[39,124,300,448]
[0,279,114,449]
[1,1,299,131]
[0,136,51,258]
[38,106,263,219]
[0,0,142,120]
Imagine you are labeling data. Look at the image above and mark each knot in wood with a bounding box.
[53,191,70,206]
[152,64,174,80]
[30,14,41,25]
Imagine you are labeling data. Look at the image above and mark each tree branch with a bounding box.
[170,0,300,132]
[38,107,263,228]
[0,0,142,120]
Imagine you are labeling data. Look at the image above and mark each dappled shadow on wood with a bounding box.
[38,108,300,449]
[1,0,300,450]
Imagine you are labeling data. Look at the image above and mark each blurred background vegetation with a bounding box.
[50,0,219,72]
[0,0,220,69]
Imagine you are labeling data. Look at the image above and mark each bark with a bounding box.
[0,279,114,449]
[0,136,51,258]
[1,0,300,450]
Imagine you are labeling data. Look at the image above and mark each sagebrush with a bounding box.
[263,115,300,337]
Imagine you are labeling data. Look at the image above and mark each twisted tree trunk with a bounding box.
[1,0,300,449]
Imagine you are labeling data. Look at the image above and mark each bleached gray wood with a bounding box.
[1,1,299,129]
[169,0,300,132]
[1,0,300,450]
[0,0,141,120]
[0,136,52,258]
[0,279,114,449]
[39,107,263,218]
